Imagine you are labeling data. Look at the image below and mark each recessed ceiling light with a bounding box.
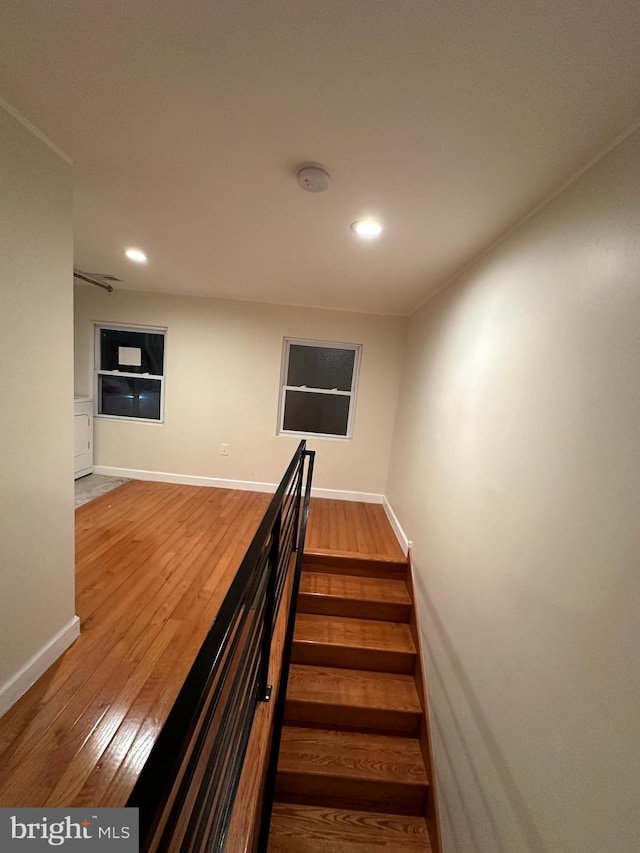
[351,219,383,239]
[125,247,148,263]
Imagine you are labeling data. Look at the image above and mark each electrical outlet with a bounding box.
[220,443,229,456]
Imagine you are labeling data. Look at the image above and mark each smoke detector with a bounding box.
[297,163,330,192]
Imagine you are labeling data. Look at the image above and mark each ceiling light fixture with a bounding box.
[125,247,148,263]
[351,219,383,239]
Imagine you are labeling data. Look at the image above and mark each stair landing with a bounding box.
[304,498,405,561]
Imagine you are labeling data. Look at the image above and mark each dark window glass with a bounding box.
[286,345,354,391]
[283,390,350,436]
[98,375,161,420]
[100,328,164,375]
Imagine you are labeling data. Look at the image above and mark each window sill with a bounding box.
[95,414,165,425]
[277,429,351,442]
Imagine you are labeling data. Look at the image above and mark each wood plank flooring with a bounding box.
[305,498,404,559]
[0,484,403,809]
[0,480,271,808]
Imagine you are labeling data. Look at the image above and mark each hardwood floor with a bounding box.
[305,498,404,559]
[0,480,271,808]
[0,486,403,810]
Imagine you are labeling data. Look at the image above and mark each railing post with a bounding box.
[292,443,306,552]
[258,511,280,702]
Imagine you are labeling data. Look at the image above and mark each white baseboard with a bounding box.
[311,487,382,503]
[382,496,411,555]
[94,465,277,493]
[0,615,80,720]
[93,466,383,503]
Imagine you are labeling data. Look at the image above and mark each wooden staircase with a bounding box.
[267,551,434,852]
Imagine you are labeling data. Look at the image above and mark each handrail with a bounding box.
[127,440,315,852]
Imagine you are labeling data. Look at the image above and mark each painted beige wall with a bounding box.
[387,128,640,852]
[0,105,75,687]
[74,288,405,494]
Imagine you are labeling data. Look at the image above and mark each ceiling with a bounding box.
[1,1,639,315]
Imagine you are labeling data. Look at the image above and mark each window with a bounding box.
[278,339,361,439]
[94,324,166,422]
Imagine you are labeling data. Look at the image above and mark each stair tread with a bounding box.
[268,803,431,852]
[294,613,415,654]
[287,665,421,713]
[278,726,428,786]
[300,571,411,604]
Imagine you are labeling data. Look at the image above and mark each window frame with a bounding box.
[94,322,167,424]
[277,337,362,440]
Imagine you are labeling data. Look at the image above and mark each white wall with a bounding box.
[387,128,640,852]
[0,104,76,699]
[74,288,405,495]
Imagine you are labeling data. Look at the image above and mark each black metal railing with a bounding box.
[127,441,315,852]
[256,442,315,851]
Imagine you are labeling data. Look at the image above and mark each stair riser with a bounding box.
[303,560,407,580]
[275,773,428,817]
[297,593,411,623]
[292,642,415,674]
[284,701,421,737]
